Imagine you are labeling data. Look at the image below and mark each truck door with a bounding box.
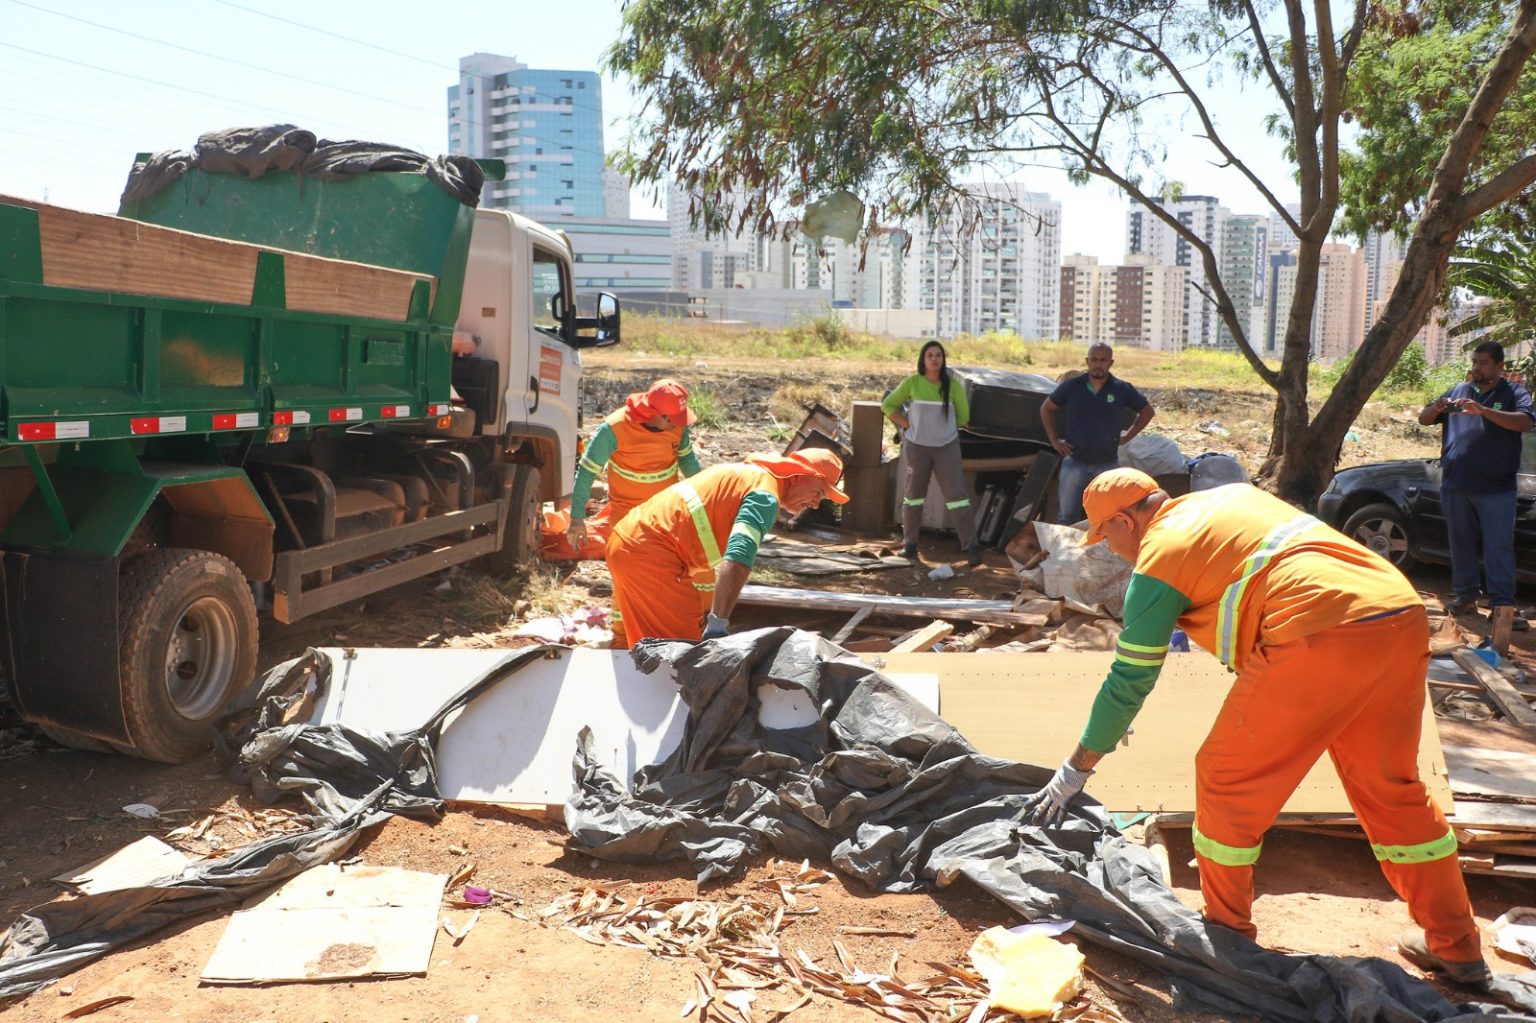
[526,246,581,497]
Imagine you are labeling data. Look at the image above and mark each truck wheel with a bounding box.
[37,724,122,754]
[118,549,258,764]
[1342,502,1415,572]
[486,463,542,575]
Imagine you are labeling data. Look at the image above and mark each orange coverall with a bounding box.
[605,464,781,648]
[1088,486,1478,962]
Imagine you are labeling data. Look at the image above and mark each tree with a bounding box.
[1444,237,1536,355]
[609,0,1536,505]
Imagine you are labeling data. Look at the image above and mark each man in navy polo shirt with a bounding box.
[1040,342,1156,525]
[1418,340,1535,617]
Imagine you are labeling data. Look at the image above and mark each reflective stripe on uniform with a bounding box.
[676,482,723,567]
[1214,513,1320,667]
[946,498,971,510]
[1371,830,1458,864]
[677,442,693,458]
[729,521,763,546]
[579,454,606,475]
[1192,824,1263,866]
[692,581,715,592]
[1114,637,1167,668]
[610,460,680,484]
[903,497,925,507]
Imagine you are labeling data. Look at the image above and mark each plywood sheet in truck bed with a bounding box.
[868,650,1453,815]
[1,195,433,322]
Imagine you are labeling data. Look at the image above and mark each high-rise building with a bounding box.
[1216,215,1267,350]
[1263,251,1298,355]
[602,167,631,220]
[1313,243,1368,361]
[1058,254,1187,352]
[448,53,606,218]
[1266,202,1302,254]
[1361,229,1408,338]
[918,184,1061,339]
[1126,195,1229,347]
[1372,259,1454,365]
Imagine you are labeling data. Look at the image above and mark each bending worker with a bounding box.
[1023,468,1490,989]
[568,378,701,546]
[606,450,849,648]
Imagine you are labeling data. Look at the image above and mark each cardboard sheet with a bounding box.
[53,836,192,894]
[869,650,1453,814]
[202,863,445,983]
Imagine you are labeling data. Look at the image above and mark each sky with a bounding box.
[0,0,1301,263]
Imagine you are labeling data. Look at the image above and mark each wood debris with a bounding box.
[525,862,1125,1023]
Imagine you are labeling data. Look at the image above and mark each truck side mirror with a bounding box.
[573,292,621,348]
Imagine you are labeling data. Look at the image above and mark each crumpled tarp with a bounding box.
[121,124,484,206]
[565,627,1536,1021]
[0,646,548,1002]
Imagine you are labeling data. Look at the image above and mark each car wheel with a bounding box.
[1342,502,1415,571]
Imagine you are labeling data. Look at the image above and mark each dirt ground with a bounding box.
[1,364,1531,1022]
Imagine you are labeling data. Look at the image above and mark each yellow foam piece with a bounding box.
[968,926,1085,1018]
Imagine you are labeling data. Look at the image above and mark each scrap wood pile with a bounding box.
[526,866,1127,1023]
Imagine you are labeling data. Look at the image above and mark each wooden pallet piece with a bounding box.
[1450,647,1536,730]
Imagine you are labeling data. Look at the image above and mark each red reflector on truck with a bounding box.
[19,421,89,441]
[329,407,363,423]
[212,413,259,430]
[130,416,187,435]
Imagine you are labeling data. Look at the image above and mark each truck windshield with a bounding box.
[532,249,566,341]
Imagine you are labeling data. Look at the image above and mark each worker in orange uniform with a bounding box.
[606,449,849,648]
[568,379,702,548]
[1022,468,1492,991]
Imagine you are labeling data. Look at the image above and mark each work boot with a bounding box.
[965,545,984,567]
[1396,931,1492,988]
[1446,595,1478,615]
[900,544,918,560]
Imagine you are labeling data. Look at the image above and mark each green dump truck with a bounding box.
[0,128,619,762]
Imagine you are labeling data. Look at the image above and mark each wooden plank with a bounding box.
[1442,744,1536,802]
[868,651,1453,815]
[1458,852,1536,879]
[1492,605,1515,656]
[738,584,1048,627]
[7,195,432,321]
[891,620,953,654]
[1451,647,1536,730]
[829,606,872,645]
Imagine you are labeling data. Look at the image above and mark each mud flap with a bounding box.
[0,551,128,744]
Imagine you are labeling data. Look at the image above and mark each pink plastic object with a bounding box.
[464,886,492,905]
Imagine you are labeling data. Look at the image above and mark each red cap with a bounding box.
[627,379,695,424]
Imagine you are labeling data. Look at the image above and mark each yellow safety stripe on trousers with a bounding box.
[945,498,972,510]
[609,460,680,484]
[1214,513,1320,667]
[1114,637,1167,668]
[1371,830,1458,865]
[675,482,723,567]
[1191,824,1263,867]
[579,454,606,475]
[903,496,926,506]
[693,582,715,591]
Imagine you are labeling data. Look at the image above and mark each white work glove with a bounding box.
[567,517,587,547]
[1023,759,1095,826]
[702,613,730,640]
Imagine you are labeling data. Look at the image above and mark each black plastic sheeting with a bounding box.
[120,124,485,206]
[566,627,1536,1021]
[0,645,547,1003]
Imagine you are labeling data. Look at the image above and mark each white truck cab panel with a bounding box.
[457,208,583,499]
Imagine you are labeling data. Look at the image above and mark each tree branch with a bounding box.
[1239,0,1294,117]
[1461,152,1536,222]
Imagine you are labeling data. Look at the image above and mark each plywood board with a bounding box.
[5,195,431,322]
[202,863,444,983]
[1442,744,1536,801]
[54,836,192,894]
[868,650,1453,815]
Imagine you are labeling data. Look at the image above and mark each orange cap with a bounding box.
[1081,467,1159,545]
[746,448,850,504]
[627,379,696,424]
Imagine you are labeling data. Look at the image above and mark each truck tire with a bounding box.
[118,548,258,764]
[486,463,542,575]
[37,724,122,755]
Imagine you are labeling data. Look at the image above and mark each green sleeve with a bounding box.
[880,376,914,416]
[570,423,618,521]
[950,373,971,428]
[1079,573,1192,753]
[677,424,702,477]
[723,488,780,566]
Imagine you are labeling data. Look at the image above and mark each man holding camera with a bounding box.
[1418,340,1535,619]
